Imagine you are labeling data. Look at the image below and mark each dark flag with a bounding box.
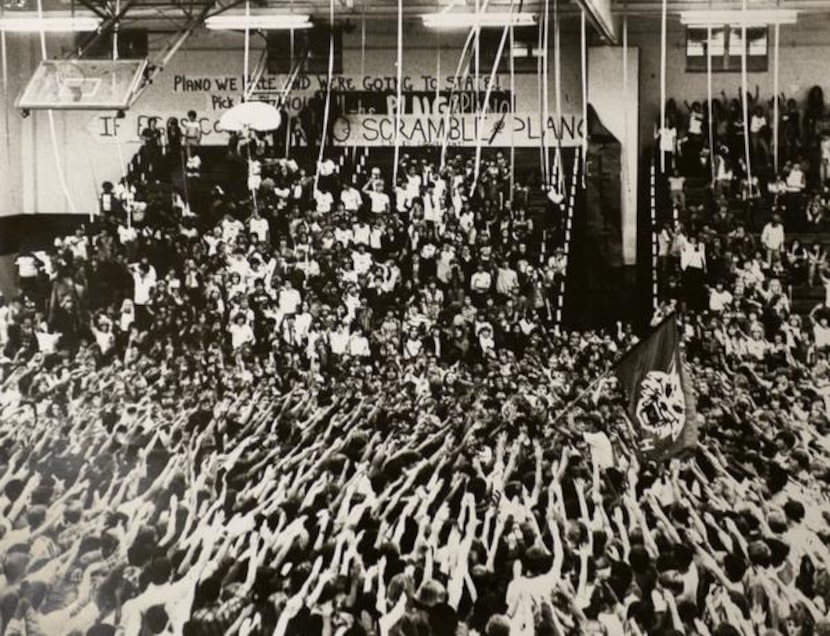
[614,317,698,460]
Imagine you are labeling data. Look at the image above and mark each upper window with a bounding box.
[266,27,343,75]
[480,25,544,74]
[686,26,768,73]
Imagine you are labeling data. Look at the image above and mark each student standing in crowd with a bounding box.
[182,110,202,158]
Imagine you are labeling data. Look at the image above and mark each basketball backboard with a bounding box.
[16,58,148,110]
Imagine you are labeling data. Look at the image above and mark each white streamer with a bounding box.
[773,23,780,174]
[36,0,77,215]
[580,10,587,182]
[314,0,336,189]
[553,0,563,190]
[741,0,752,197]
[392,0,403,186]
[707,25,715,184]
[243,0,250,100]
[542,0,550,184]
[659,0,667,172]
[473,0,515,189]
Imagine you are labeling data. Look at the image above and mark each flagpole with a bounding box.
[547,366,616,430]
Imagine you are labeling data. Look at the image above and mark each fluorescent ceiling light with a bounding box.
[421,12,537,29]
[680,9,797,27]
[204,14,312,30]
[0,15,100,32]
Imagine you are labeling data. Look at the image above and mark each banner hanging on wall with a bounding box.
[332,112,584,148]
[83,71,582,147]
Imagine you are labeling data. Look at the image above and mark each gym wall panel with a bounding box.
[0,21,584,216]
[588,46,639,266]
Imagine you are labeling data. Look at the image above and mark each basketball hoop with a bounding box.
[17,58,147,110]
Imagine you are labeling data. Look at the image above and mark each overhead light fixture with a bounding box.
[680,9,797,27]
[421,12,536,29]
[0,15,100,32]
[204,13,313,30]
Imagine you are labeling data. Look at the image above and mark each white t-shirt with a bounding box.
[688,112,703,136]
[680,244,706,270]
[368,191,390,214]
[659,127,677,153]
[278,287,302,315]
[132,272,155,305]
[249,217,269,242]
[315,189,334,214]
[352,251,373,275]
[709,289,733,312]
[583,431,614,470]
[470,271,492,292]
[786,169,805,191]
[668,176,685,193]
[353,224,371,246]
[761,223,785,251]
[229,322,255,349]
[15,255,38,278]
[816,324,830,349]
[341,187,362,212]
[35,331,61,353]
[334,227,354,247]
[348,333,371,357]
[118,226,138,244]
[93,327,116,354]
[329,328,350,355]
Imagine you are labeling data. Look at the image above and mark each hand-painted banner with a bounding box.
[331,113,584,148]
[328,91,514,116]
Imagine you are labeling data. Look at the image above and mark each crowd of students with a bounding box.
[657,85,830,232]
[2,129,830,636]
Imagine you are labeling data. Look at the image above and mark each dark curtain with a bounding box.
[564,105,626,329]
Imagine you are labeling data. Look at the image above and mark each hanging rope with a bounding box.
[244,48,269,102]
[314,0,336,190]
[439,26,476,168]
[360,0,366,79]
[580,9,587,183]
[472,0,515,189]
[542,0,550,185]
[281,49,310,158]
[740,0,752,198]
[659,0,667,173]
[109,0,129,224]
[36,0,77,215]
[553,0,563,191]
[435,31,441,106]
[114,133,131,226]
[474,0,480,110]
[1,31,10,167]
[707,25,715,185]
[536,5,546,184]
[773,23,780,174]
[622,12,631,212]
[112,0,120,59]
[290,0,294,71]
[392,0,403,186]
[438,0,493,169]
[243,0,250,100]
[509,22,515,206]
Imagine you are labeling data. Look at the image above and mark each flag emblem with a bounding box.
[634,368,686,443]
[615,317,698,460]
